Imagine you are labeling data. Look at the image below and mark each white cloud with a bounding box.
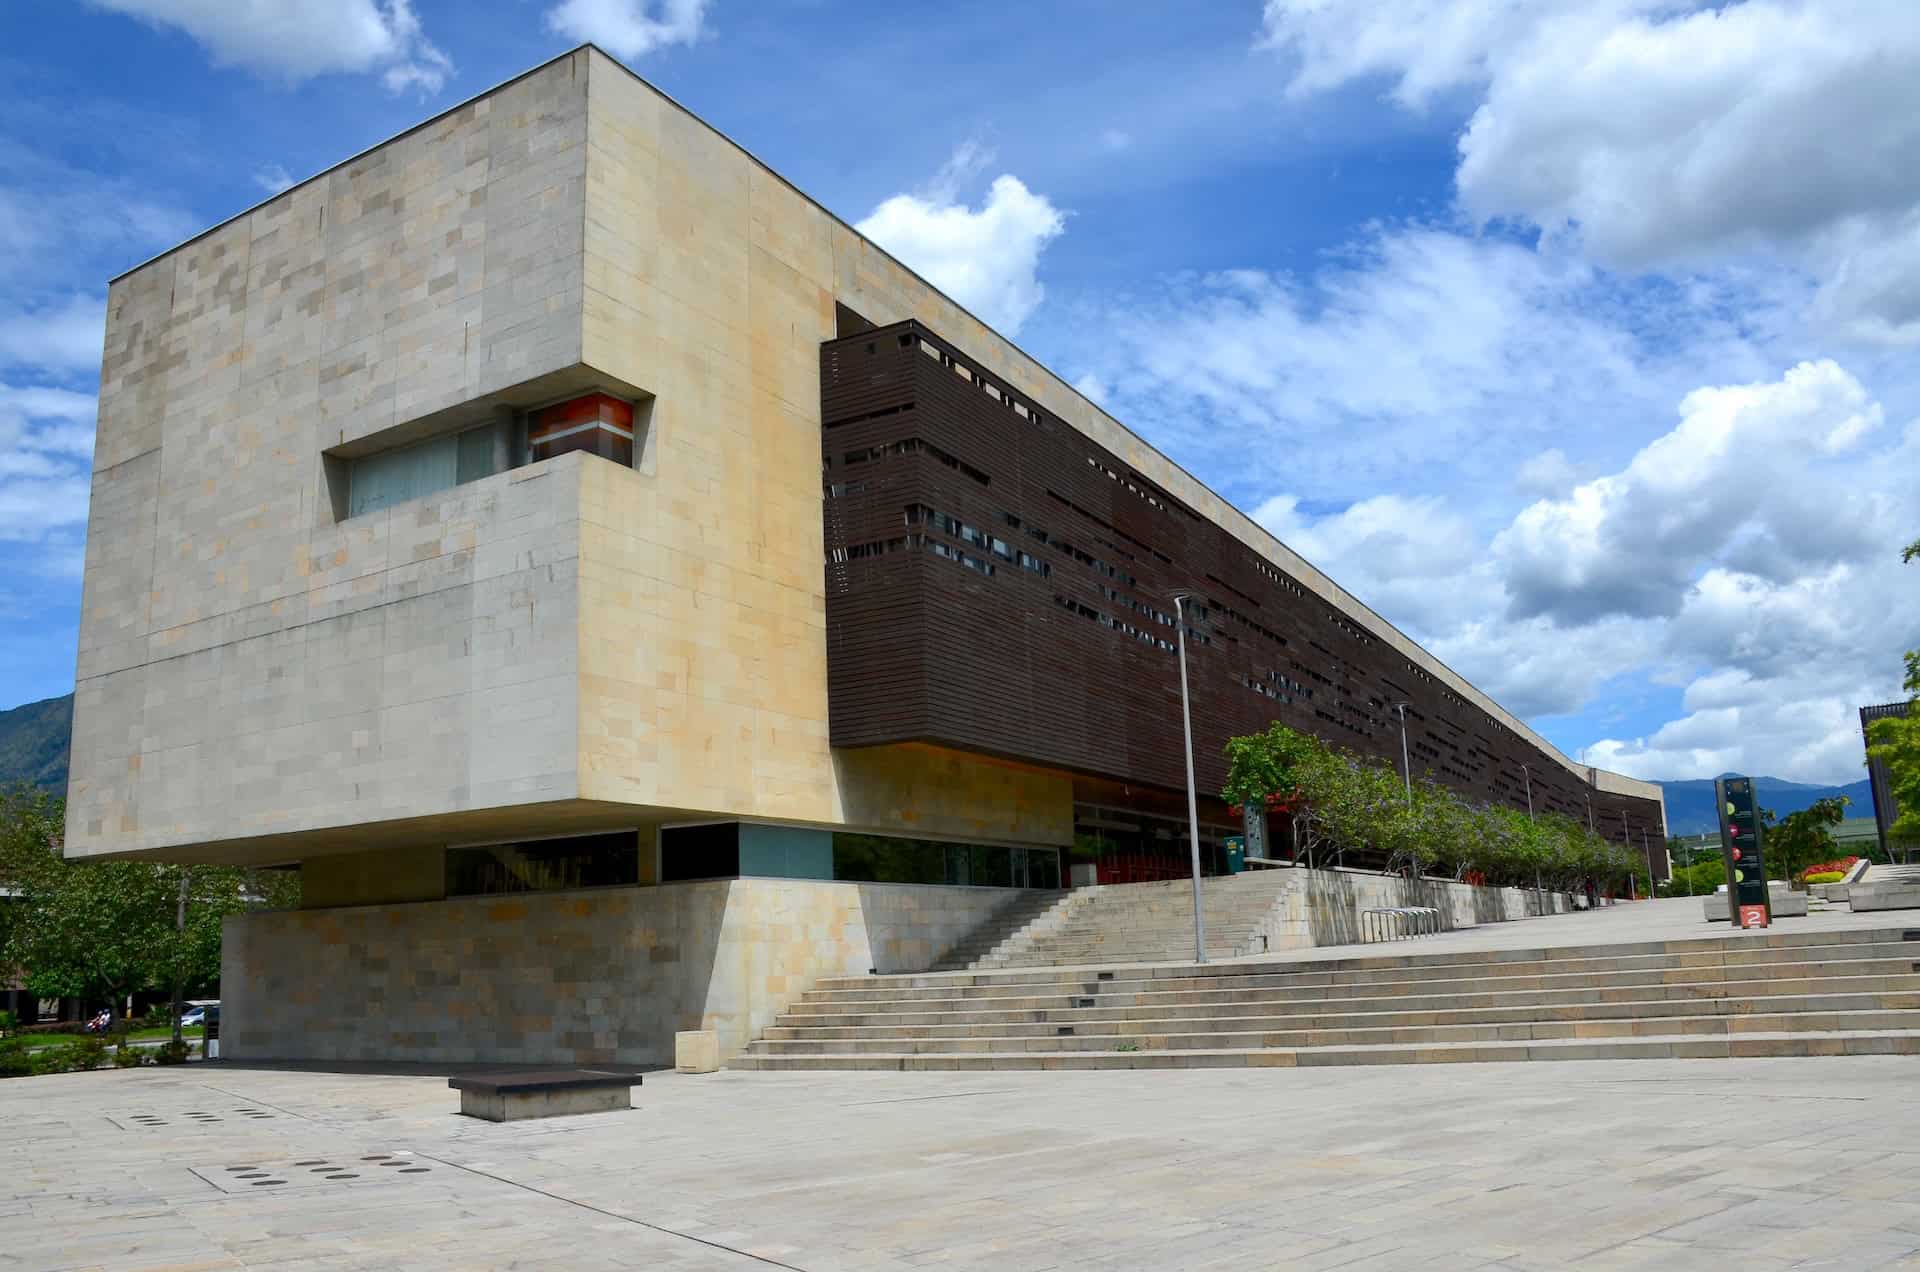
[546,0,708,59]
[1262,0,1920,345]
[1258,0,1623,109]
[0,186,197,287]
[1436,615,1661,722]
[0,295,106,377]
[1243,359,1920,782]
[1254,491,1486,634]
[1062,226,1700,501]
[252,165,295,196]
[1513,448,1580,499]
[91,0,451,94]
[0,385,96,542]
[856,145,1067,337]
[1495,360,1884,625]
[1588,652,1900,788]
[1099,129,1134,153]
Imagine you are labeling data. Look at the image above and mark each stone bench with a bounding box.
[448,1069,642,1122]
[1702,889,1807,921]
[1849,882,1920,913]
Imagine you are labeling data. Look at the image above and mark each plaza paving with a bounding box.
[5,1047,1920,1270]
[7,898,1920,1270]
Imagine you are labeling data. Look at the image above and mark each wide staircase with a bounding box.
[732,925,1920,1071]
[932,872,1298,971]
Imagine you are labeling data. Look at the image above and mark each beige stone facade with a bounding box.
[221,878,1030,1065]
[70,46,1654,867]
[68,47,1662,1066]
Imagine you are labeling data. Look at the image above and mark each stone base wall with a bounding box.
[221,878,1029,1067]
[1247,868,1578,953]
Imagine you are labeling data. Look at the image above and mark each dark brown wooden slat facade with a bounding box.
[820,319,1666,862]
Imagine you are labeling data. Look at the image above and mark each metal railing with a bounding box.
[1360,906,1440,942]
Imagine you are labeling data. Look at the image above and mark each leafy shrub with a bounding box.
[1804,871,1845,884]
[112,1044,151,1069]
[0,1039,30,1078]
[1662,859,1731,896]
[17,1021,86,1036]
[0,1010,15,1035]
[153,1039,192,1066]
[24,1038,107,1076]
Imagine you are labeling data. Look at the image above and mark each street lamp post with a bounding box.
[1622,809,1633,899]
[1393,703,1412,808]
[1172,593,1207,964]
[1520,763,1541,902]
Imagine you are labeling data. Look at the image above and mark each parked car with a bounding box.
[179,1002,219,1028]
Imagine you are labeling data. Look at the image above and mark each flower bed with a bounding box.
[1799,855,1861,884]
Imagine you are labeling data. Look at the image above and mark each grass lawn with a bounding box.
[125,1025,206,1043]
[13,1025,204,1050]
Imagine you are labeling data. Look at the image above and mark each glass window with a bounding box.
[347,422,501,519]
[456,426,496,484]
[349,433,458,518]
[831,832,1060,889]
[446,831,638,897]
[660,822,740,881]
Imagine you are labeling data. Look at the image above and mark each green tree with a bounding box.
[1,786,300,1014]
[1766,796,1851,886]
[7,857,174,1010]
[1866,536,1920,852]
[1221,723,1324,810]
[1219,725,1642,895]
[0,784,66,962]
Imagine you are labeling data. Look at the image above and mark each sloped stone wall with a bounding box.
[222,877,1028,1066]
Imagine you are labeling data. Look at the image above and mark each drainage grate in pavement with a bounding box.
[194,1155,426,1193]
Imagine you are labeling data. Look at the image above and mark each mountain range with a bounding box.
[0,692,1880,836]
[0,693,71,792]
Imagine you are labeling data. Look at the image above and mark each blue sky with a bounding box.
[2,0,1918,784]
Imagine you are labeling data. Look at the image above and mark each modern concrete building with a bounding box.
[66,48,1665,1065]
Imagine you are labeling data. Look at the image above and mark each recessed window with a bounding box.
[445,831,639,897]
[660,822,741,881]
[347,421,503,518]
[529,392,635,467]
[831,833,1060,889]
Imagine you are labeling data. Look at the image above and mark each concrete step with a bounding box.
[748,917,1920,1074]
[788,959,1920,1014]
[775,974,1920,1029]
[804,947,1920,1002]
[745,1008,1920,1055]
[729,1029,1920,1071]
[936,874,1303,971]
[848,924,1920,988]
[760,991,1920,1041]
